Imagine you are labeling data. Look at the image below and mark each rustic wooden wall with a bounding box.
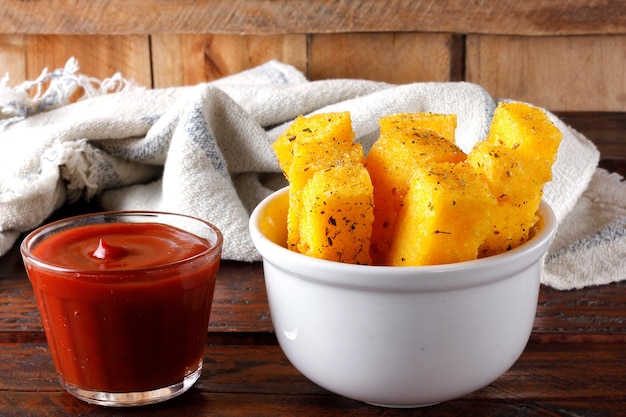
[1,1,625,113]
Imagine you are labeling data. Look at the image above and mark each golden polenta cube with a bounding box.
[379,112,458,143]
[468,102,562,256]
[273,112,359,251]
[467,142,552,203]
[365,122,466,264]
[486,102,562,164]
[272,112,355,180]
[289,139,364,190]
[468,143,548,256]
[298,164,374,265]
[286,140,364,251]
[386,162,496,266]
[478,195,543,257]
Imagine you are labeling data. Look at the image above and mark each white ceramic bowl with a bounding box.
[249,186,556,408]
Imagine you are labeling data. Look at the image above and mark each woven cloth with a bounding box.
[1,59,623,289]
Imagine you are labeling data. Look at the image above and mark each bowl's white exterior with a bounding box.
[250,187,556,407]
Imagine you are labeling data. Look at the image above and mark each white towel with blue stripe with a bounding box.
[0,59,623,289]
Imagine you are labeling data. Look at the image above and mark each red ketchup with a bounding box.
[24,220,221,394]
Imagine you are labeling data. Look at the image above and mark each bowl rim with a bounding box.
[249,186,557,292]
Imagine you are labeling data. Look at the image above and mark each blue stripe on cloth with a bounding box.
[183,103,229,179]
[545,217,626,263]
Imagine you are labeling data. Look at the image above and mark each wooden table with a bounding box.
[1,115,625,415]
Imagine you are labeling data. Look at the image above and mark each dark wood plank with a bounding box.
[1,1,625,36]
[3,257,626,342]
[0,260,274,343]
[557,112,626,160]
[0,342,623,416]
[534,281,626,343]
[3,193,626,344]
[209,261,273,333]
[0,392,624,417]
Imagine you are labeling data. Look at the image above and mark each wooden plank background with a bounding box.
[0,1,624,124]
[2,1,625,36]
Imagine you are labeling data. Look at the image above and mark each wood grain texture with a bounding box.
[0,342,623,415]
[0,261,275,342]
[151,34,307,87]
[1,2,624,112]
[0,35,26,82]
[2,252,625,343]
[0,343,626,401]
[1,0,625,36]
[308,33,453,83]
[3,33,624,113]
[0,392,623,416]
[558,112,626,159]
[466,35,626,112]
[0,34,152,88]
